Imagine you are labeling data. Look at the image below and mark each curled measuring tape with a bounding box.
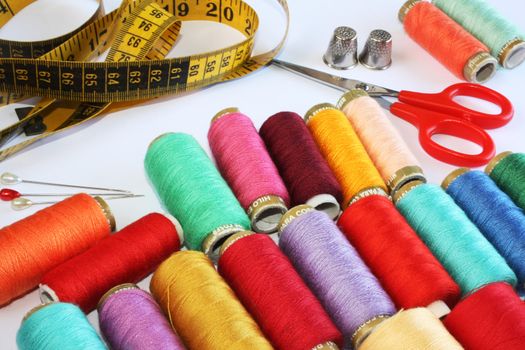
[0,0,289,160]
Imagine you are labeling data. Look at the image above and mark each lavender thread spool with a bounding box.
[98,284,186,350]
[278,205,396,348]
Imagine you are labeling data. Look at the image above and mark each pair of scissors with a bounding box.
[271,59,514,167]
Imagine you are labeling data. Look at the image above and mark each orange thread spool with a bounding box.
[0,194,113,306]
[400,0,497,83]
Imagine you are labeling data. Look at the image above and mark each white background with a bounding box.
[0,0,524,348]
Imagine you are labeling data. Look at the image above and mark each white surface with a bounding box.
[0,0,524,348]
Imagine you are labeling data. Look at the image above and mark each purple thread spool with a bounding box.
[98,284,186,350]
[278,205,396,349]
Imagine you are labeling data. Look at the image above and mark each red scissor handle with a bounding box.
[391,102,495,167]
[398,83,513,129]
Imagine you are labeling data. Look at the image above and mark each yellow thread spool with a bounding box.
[305,104,387,207]
[150,251,273,350]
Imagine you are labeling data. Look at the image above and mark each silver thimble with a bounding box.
[323,27,358,70]
[359,29,392,70]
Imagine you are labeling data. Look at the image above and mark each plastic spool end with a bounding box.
[464,52,497,84]
[485,151,513,175]
[426,300,451,319]
[441,168,470,190]
[304,103,337,124]
[211,107,240,124]
[218,230,254,257]
[347,187,390,208]
[201,223,245,261]
[336,89,369,110]
[311,341,340,350]
[22,303,56,323]
[97,283,139,311]
[148,132,175,149]
[163,213,185,246]
[305,194,341,220]
[277,204,315,234]
[93,196,116,232]
[247,195,288,234]
[500,38,525,69]
[398,0,423,23]
[387,165,426,195]
[392,179,425,204]
[39,284,59,304]
[352,315,390,349]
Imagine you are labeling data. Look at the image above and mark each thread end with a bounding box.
[98,283,139,310]
[305,194,340,220]
[202,224,245,260]
[247,195,288,234]
[336,89,369,110]
[398,0,422,23]
[277,204,315,234]
[392,180,425,204]
[211,107,240,123]
[485,151,513,175]
[499,38,525,69]
[464,52,497,84]
[218,230,254,257]
[387,166,426,195]
[304,103,337,124]
[442,168,470,190]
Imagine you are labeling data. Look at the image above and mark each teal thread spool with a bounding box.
[145,133,250,256]
[433,0,525,68]
[486,152,525,211]
[17,302,107,350]
[394,181,516,295]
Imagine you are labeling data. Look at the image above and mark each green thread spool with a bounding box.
[145,133,250,255]
[486,152,525,211]
[394,181,516,295]
[433,0,525,68]
[17,302,107,350]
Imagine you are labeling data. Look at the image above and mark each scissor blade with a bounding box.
[272,59,360,92]
[374,97,393,111]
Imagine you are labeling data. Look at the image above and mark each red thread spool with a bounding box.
[218,232,343,350]
[399,0,497,83]
[0,194,112,306]
[40,213,181,312]
[444,282,525,350]
[338,193,460,309]
[260,112,342,220]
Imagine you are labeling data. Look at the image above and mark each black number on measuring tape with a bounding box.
[150,9,164,18]
[118,53,131,62]
[223,7,233,21]
[189,64,200,77]
[106,66,127,93]
[221,56,231,68]
[177,2,189,17]
[138,20,152,31]
[60,66,82,92]
[36,64,58,89]
[38,71,51,84]
[0,3,8,14]
[245,18,252,35]
[206,3,218,17]
[129,70,141,84]
[127,36,142,48]
[206,60,216,73]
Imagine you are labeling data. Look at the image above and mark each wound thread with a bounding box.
[40,213,180,312]
[99,285,185,350]
[218,233,343,350]
[339,194,460,309]
[444,282,525,350]
[360,308,463,350]
[145,133,250,252]
[208,111,289,233]
[260,112,342,219]
[0,193,111,306]
[17,302,106,350]
[150,251,273,350]
[279,208,395,347]
[401,1,497,83]
[487,152,525,211]
[305,104,386,207]
[395,183,516,294]
[445,169,525,286]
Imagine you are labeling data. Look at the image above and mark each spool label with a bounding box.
[277,204,314,233]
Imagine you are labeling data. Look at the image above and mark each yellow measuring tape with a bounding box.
[0,0,289,160]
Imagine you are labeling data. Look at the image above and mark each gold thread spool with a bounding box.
[97,283,139,311]
[201,223,246,260]
[485,151,513,175]
[392,180,425,205]
[441,168,470,190]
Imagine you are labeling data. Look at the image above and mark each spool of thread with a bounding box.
[259,111,342,220]
[444,282,525,350]
[218,231,343,350]
[305,103,386,207]
[336,90,425,194]
[98,284,185,350]
[444,168,525,287]
[208,108,290,233]
[150,250,273,350]
[399,0,497,83]
[145,132,250,256]
[0,193,113,306]
[486,151,525,211]
[394,181,516,294]
[278,205,395,348]
[360,308,463,350]
[40,213,180,312]
[339,192,460,309]
[17,302,107,350]
[433,0,525,69]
